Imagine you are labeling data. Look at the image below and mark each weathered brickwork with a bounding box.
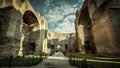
[0,0,49,57]
[75,0,120,56]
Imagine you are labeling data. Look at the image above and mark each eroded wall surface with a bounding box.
[0,0,49,56]
[75,0,120,56]
[0,7,22,56]
[47,31,76,54]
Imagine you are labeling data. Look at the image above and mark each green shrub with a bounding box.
[0,54,47,67]
[69,53,120,68]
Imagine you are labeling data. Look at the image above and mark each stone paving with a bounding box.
[32,51,77,68]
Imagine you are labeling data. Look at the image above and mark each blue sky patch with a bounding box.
[29,0,84,33]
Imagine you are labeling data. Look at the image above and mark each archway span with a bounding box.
[19,0,25,2]
[19,10,39,56]
[83,7,96,54]
[23,10,38,27]
[78,6,96,54]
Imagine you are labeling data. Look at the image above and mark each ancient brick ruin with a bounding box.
[75,0,120,56]
[0,0,49,56]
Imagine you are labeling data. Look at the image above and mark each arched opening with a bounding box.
[20,0,25,2]
[79,6,96,54]
[18,10,39,56]
[23,11,38,30]
[50,45,55,54]
[65,44,68,50]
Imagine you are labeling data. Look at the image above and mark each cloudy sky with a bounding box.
[29,0,84,33]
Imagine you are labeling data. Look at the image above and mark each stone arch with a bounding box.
[23,10,39,28]
[19,10,39,55]
[41,18,45,25]
[78,6,96,54]
[23,11,38,25]
[81,6,96,53]
[19,0,25,2]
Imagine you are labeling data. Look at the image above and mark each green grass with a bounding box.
[69,59,120,68]
[0,54,48,67]
[69,53,120,68]
[69,53,120,62]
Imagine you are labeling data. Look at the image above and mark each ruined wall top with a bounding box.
[0,0,49,31]
[0,0,38,15]
[39,17,48,30]
[47,30,76,41]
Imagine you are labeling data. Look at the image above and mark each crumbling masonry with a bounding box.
[0,0,49,56]
[75,0,120,56]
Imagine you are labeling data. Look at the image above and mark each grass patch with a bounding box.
[69,53,120,68]
[0,54,48,67]
[69,53,120,62]
[69,59,120,68]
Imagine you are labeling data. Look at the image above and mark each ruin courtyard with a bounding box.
[0,0,120,68]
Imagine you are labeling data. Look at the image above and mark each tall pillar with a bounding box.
[0,7,22,56]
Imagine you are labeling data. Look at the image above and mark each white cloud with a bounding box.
[43,0,84,33]
[44,7,64,23]
[60,4,78,16]
[44,0,51,7]
[44,4,78,24]
[73,4,78,7]
[79,0,84,3]
[53,15,75,33]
